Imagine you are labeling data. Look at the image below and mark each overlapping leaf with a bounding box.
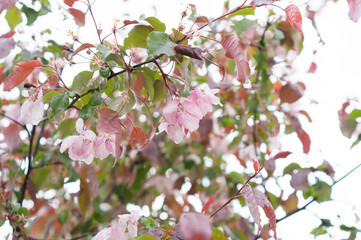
[179,212,213,240]
[242,185,277,239]
[221,34,250,83]
[146,31,177,57]
[3,60,42,91]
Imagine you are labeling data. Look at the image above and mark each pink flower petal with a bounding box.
[60,135,78,153]
[167,123,185,144]
[75,118,84,133]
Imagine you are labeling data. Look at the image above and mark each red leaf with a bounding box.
[0,0,17,13]
[123,20,139,26]
[0,66,4,83]
[3,60,43,91]
[297,129,311,154]
[0,32,16,59]
[347,0,361,22]
[194,16,210,27]
[179,212,213,240]
[221,34,250,83]
[338,101,350,124]
[46,74,58,87]
[285,4,303,40]
[64,0,78,7]
[290,170,310,190]
[202,193,217,213]
[133,75,144,96]
[70,43,95,59]
[242,185,277,239]
[68,8,85,26]
[174,45,203,61]
[96,108,123,134]
[1,123,21,150]
[26,178,37,204]
[279,82,303,103]
[272,151,292,160]
[253,160,260,172]
[307,62,317,73]
[129,127,146,148]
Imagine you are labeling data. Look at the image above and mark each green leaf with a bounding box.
[105,53,124,67]
[71,71,94,95]
[340,118,357,138]
[229,7,255,18]
[137,68,155,100]
[145,16,166,32]
[97,44,109,60]
[348,109,361,119]
[124,25,154,49]
[21,5,39,25]
[213,227,228,240]
[134,236,158,240]
[283,163,302,175]
[59,153,79,183]
[79,104,93,120]
[90,91,103,106]
[108,90,136,117]
[5,7,23,30]
[234,19,255,35]
[53,118,76,140]
[99,67,110,78]
[50,93,69,118]
[152,80,165,104]
[147,31,177,57]
[314,181,331,203]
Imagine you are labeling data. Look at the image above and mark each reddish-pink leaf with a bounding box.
[253,160,260,172]
[68,8,85,26]
[46,74,58,87]
[221,34,250,83]
[123,20,139,26]
[26,178,37,204]
[129,127,146,148]
[194,16,210,27]
[242,185,277,239]
[64,0,78,7]
[0,32,16,59]
[285,4,304,40]
[347,0,361,22]
[70,43,95,59]
[307,62,317,73]
[179,212,213,240]
[202,193,217,213]
[272,151,292,160]
[297,129,311,154]
[1,123,21,150]
[3,60,43,91]
[290,170,310,191]
[0,0,17,13]
[338,101,350,124]
[96,108,123,134]
[0,66,4,83]
[279,82,303,103]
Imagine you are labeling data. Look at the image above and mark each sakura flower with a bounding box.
[162,97,202,132]
[94,132,116,160]
[158,121,185,144]
[20,89,45,125]
[91,210,140,240]
[60,118,96,164]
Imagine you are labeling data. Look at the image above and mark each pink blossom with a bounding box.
[60,118,96,164]
[94,132,116,160]
[162,98,202,132]
[92,210,140,240]
[20,89,45,125]
[158,121,185,144]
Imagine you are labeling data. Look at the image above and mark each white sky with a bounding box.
[1,0,361,239]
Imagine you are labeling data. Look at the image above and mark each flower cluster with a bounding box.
[60,118,116,164]
[92,210,140,240]
[159,86,220,144]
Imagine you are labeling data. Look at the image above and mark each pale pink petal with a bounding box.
[29,100,44,125]
[177,112,200,132]
[158,122,168,133]
[92,227,112,240]
[182,98,203,119]
[105,136,116,156]
[167,123,185,144]
[82,153,94,164]
[188,90,212,116]
[94,137,109,160]
[83,129,97,141]
[162,98,180,123]
[20,100,32,123]
[68,138,84,160]
[75,118,84,133]
[203,85,221,105]
[60,135,78,153]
